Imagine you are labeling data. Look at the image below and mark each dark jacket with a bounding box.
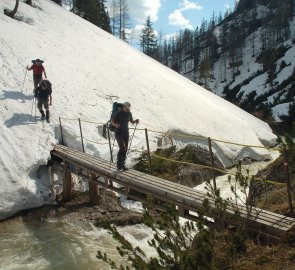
[112,111,133,133]
[35,85,51,99]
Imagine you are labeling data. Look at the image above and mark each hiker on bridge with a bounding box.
[27,59,47,91]
[111,102,139,171]
[35,79,52,123]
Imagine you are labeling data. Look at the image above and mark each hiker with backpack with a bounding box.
[27,59,47,91]
[111,102,139,171]
[35,79,52,123]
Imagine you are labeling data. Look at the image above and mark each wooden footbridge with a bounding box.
[51,145,295,242]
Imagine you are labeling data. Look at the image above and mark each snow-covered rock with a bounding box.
[0,0,276,220]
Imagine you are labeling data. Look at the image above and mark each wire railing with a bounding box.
[58,116,294,217]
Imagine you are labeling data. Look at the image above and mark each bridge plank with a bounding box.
[53,145,295,231]
[55,146,295,228]
[52,145,295,235]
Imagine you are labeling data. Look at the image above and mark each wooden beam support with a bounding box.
[178,206,189,217]
[63,162,72,202]
[89,173,100,205]
[124,185,130,196]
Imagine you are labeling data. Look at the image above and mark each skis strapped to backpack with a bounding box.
[108,102,123,132]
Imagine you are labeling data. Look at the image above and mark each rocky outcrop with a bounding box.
[56,190,143,226]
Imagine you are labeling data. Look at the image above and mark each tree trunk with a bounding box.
[4,0,19,18]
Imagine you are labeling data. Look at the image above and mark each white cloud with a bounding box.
[131,24,145,39]
[128,0,161,22]
[180,0,202,11]
[168,10,193,29]
[164,32,179,41]
[168,0,202,30]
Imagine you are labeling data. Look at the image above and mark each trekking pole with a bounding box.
[127,123,138,157]
[108,136,116,170]
[107,123,114,163]
[21,69,28,93]
[111,136,116,158]
[34,98,37,123]
[30,97,35,122]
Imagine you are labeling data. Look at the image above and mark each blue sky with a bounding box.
[124,0,236,40]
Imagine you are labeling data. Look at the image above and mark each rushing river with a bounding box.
[0,155,278,270]
[0,213,156,270]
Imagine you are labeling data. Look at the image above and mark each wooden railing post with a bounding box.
[78,118,85,153]
[59,116,64,145]
[63,162,72,202]
[208,137,217,193]
[107,123,114,163]
[145,128,153,175]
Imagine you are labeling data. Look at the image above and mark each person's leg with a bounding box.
[33,75,41,90]
[44,99,49,120]
[115,133,127,169]
[37,98,45,117]
[121,133,129,168]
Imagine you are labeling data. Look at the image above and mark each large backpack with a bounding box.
[40,79,52,94]
[108,102,123,132]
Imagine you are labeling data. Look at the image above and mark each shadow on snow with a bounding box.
[5,113,40,128]
[0,90,33,101]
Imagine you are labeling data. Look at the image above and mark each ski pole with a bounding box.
[127,123,138,157]
[109,136,116,169]
[30,97,35,122]
[34,98,37,123]
[21,69,28,93]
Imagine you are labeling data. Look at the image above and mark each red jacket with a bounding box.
[29,64,45,76]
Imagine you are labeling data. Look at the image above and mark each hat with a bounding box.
[36,59,41,62]
[123,102,131,108]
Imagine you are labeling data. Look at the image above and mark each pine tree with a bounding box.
[140,16,158,59]
[280,102,295,129]
[118,0,129,41]
[199,56,212,88]
[217,12,223,24]
[72,0,111,33]
[110,0,119,36]
[52,0,62,5]
[98,0,112,33]
[109,0,129,41]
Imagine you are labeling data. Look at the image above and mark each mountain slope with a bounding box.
[0,0,276,220]
[162,0,295,123]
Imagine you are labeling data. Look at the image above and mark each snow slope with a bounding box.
[0,0,276,220]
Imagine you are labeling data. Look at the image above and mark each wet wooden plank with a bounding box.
[52,145,295,237]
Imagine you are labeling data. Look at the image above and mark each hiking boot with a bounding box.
[46,110,50,120]
[40,110,45,120]
[122,166,129,171]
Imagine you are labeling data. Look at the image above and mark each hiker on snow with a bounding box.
[111,102,139,171]
[35,79,52,122]
[27,59,47,91]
